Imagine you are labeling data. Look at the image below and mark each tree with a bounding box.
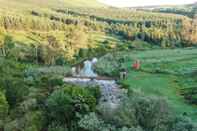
[3,35,15,57]
[64,25,88,60]
[0,90,9,129]
[46,85,97,126]
[0,38,4,56]
[172,116,197,131]
[38,36,63,65]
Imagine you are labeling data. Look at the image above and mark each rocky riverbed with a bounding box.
[64,58,126,108]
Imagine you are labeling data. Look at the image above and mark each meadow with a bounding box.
[96,48,197,121]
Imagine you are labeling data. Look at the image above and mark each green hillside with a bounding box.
[0,0,105,11]
[144,3,197,18]
[0,0,197,130]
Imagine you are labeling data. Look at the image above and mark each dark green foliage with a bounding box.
[55,56,68,65]
[117,81,130,89]
[46,85,98,127]
[79,112,145,131]
[0,59,29,107]
[95,54,119,77]
[0,90,9,128]
[48,122,68,131]
[0,35,15,57]
[79,91,197,131]
[78,112,110,131]
[46,89,73,123]
[62,85,97,112]
[181,87,197,104]
[49,76,64,87]
[95,53,130,77]
[87,86,101,104]
[25,66,71,79]
[4,78,29,107]
[172,116,197,131]
[1,58,196,131]
[112,93,173,131]
[4,111,45,131]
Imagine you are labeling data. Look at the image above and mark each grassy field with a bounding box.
[124,71,197,121]
[96,48,197,121]
[0,0,105,12]
[125,48,197,121]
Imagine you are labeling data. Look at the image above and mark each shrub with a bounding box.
[95,53,121,77]
[4,78,29,108]
[78,112,105,131]
[172,116,197,131]
[118,94,173,131]
[63,85,97,112]
[79,112,145,131]
[48,123,68,131]
[0,90,9,127]
[119,127,144,131]
[55,56,68,65]
[19,98,37,113]
[46,85,97,125]
[117,81,130,89]
[87,86,101,104]
[24,66,71,79]
[49,75,64,87]
[25,73,64,92]
[97,91,174,131]
[4,111,45,131]
[46,89,73,123]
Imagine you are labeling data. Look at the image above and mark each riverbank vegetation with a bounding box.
[1,57,197,130]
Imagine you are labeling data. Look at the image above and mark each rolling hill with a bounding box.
[0,0,197,130]
[132,2,197,18]
[1,0,195,61]
[0,0,106,11]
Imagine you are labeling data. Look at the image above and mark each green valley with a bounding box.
[0,0,197,131]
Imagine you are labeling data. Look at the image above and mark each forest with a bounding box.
[0,0,197,131]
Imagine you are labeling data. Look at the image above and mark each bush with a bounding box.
[172,116,197,131]
[116,94,173,131]
[55,56,68,66]
[97,91,174,131]
[4,111,45,131]
[0,90,9,127]
[87,86,101,104]
[49,76,64,87]
[4,78,29,108]
[63,85,97,112]
[95,53,121,77]
[117,81,130,89]
[25,73,64,92]
[119,127,144,131]
[46,85,97,125]
[78,112,105,131]
[95,53,130,77]
[79,112,145,131]
[25,66,71,79]
[48,123,68,131]
[46,89,73,123]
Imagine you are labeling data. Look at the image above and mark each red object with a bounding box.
[132,61,140,70]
